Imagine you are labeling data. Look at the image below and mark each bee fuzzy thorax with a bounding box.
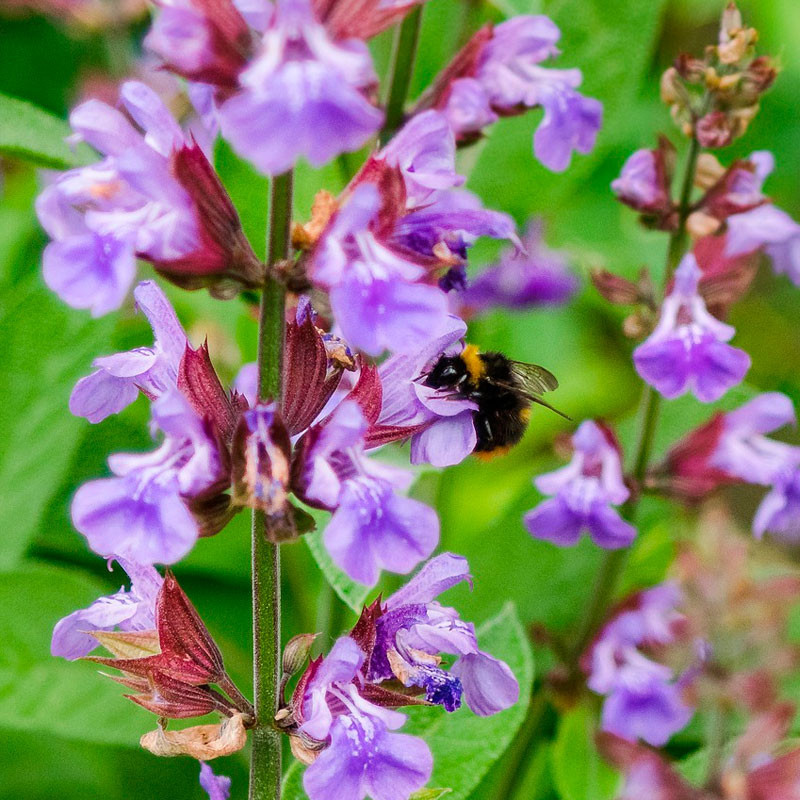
[460,344,486,384]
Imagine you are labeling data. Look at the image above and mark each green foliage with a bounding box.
[0,92,89,169]
[551,707,621,800]
[0,276,116,569]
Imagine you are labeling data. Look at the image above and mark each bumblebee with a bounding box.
[423,344,566,459]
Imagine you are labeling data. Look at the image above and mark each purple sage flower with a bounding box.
[586,584,693,747]
[36,82,200,314]
[633,254,750,402]
[524,420,636,549]
[219,0,383,175]
[300,636,433,800]
[459,219,579,312]
[377,315,477,467]
[425,16,602,172]
[367,553,520,716]
[311,183,453,356]
[199,762,232,800]
[295,400,439,585]
[72,389,223,565]
[753,468,800,543]
[69,281,187,423]
[51,558,162,660]
[611,146,673,215]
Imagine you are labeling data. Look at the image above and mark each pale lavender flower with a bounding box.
[310,183,452,356]
[432,16,602,171]
[587,584,693,747]
[633,254,750,402]
[710,393,800,486]
[69,281,187,423]
[300,637,432,800]
[72,389,222,565]
[727,204,800,286]
[377,316,477,467]
[368,553,520,716]
[199,762,232,800]
[459,219,578,312]
[296,400,439,585]
[524,420,636,549]
[51,559,162,660]
[753,469,800,543]
[36,82,200,314]
[219,0,382,175]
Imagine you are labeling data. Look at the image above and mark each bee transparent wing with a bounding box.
[507,360,559,398]
[494,361,571,420]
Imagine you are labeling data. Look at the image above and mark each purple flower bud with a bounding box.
[218,0,383,175]
[633,254,750,402]
[611,146,673,214]
[460,219,579,312]
[69,281,187,423]
[199,762,231,800]
[51,558,162,660]
[72,390,224,565]
[524,420,636,549]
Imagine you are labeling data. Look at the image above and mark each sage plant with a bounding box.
[32,1,800,800]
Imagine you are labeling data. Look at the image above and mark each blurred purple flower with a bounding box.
[300,637,432,800]
[423,16,602,171]
[219,0,382,175]
[633,254,750,402]
[377,315,477,467]
[753,468,800,543]
[51,559,162,660]
[524,420,636,549]
[368,553,519,715]
[199,762,232,800]
[611,145,673,216]
[69,281,187,423]
[587,584,693,747]
[72,389,223,565]
[460,219,579,312]
[294,400,439,585]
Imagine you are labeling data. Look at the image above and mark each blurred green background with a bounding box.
[1,0,799,797]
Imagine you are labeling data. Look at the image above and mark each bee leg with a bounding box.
[475,413,494,451]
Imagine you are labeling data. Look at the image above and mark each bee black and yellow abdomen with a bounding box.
[473,405,530,457]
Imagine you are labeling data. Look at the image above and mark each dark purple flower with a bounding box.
[524,420,636,549]
[422,16,602,171]
[367,553,519,716]
[587,584,693,747]
[459,219,579,312]
[219,0,382,175]
[69,281,187,423]
[633,254,750,402]
[51,558,162,660]
[294,400,439,585]
[72,389,223,565]
[299,637,433,800]
[199,762,232,800]
[377,316,477,467]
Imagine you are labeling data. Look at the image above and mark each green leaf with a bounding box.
[0,563,155,746]
[0,92,89,169]
[551,706,621,800]
[409,790,451,800]
[0,276,116,569]
[282,603,533,800]
[304,521,371,614]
